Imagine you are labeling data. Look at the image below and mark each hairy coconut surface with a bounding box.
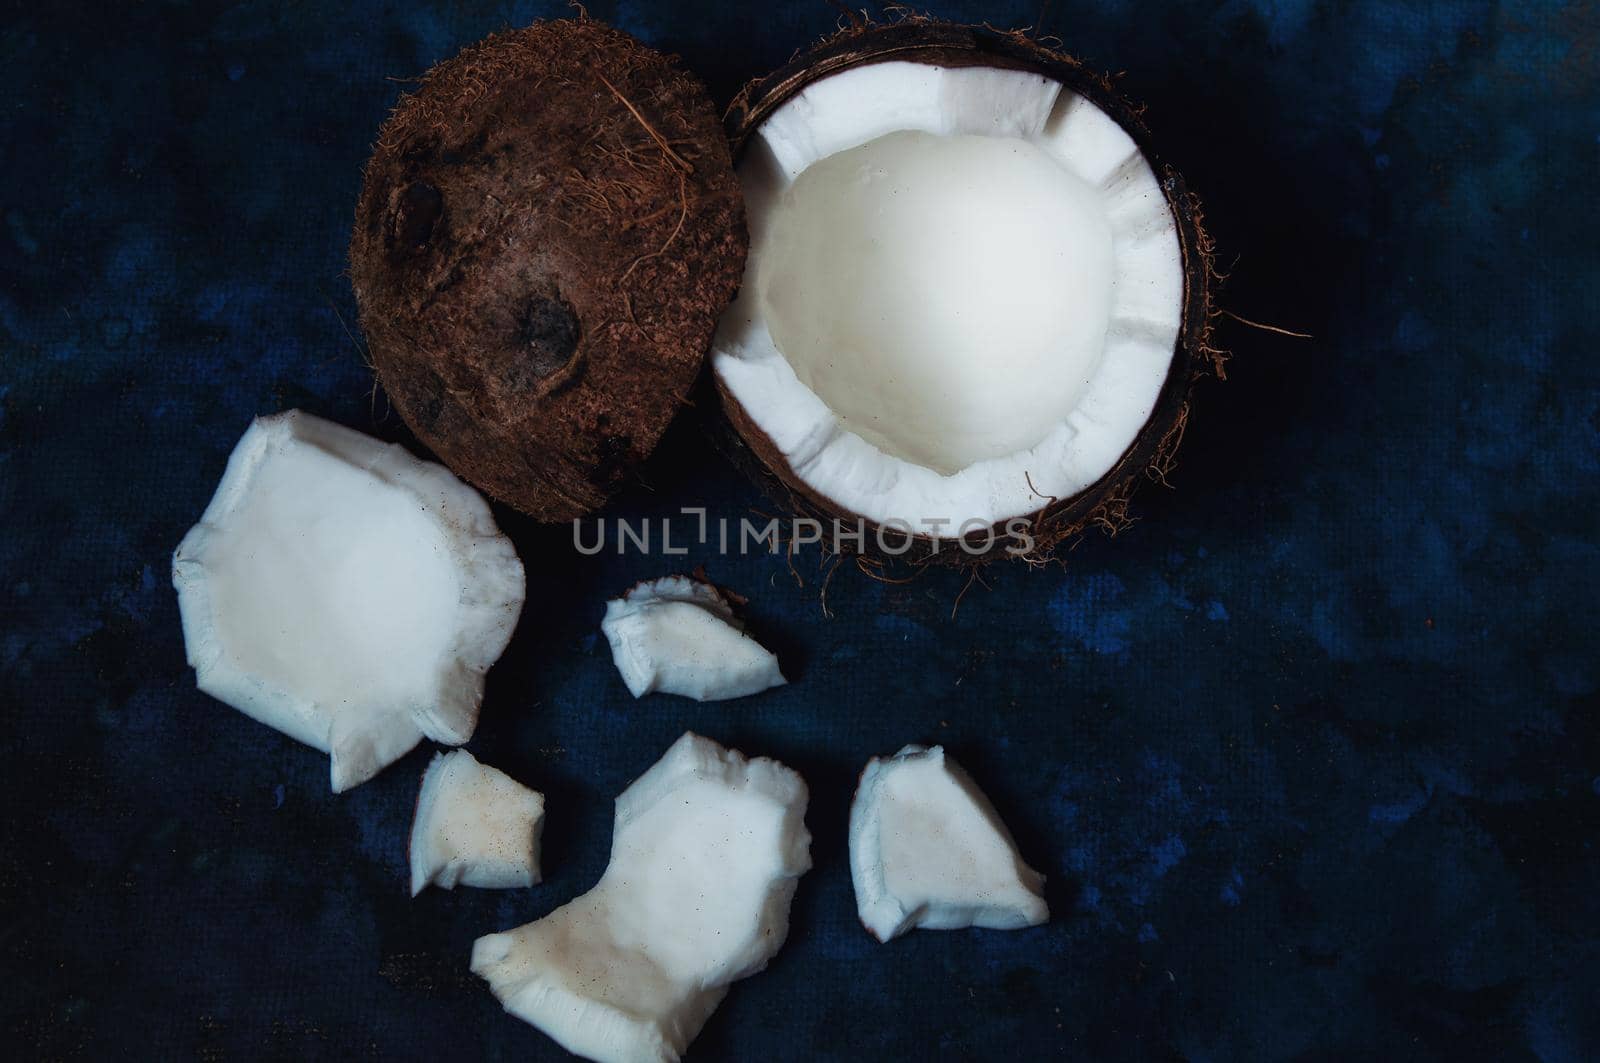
[714,19,1219,565]
[350,19,746,521]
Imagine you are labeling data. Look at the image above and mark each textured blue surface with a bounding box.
[3,1,1599,1060]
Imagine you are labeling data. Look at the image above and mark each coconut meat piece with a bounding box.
[850,745,1048,942]
[172,410,525,792]
[472,732,811,1063]
[713,61,1184,535]
[410,750,545,895]
[601,576,785,701]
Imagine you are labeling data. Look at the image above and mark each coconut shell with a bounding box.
[350,19,746,521]
[714,19,1221,565]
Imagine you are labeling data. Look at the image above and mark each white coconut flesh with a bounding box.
[849,745,1048,942]
[472,732,811,1063]
[712,62,1184,535]
[172,411,525,792]
[410,750,545,895]
[601,575,786,701]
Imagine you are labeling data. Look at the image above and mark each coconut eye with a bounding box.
[386,180,444,254]
[518,293,581,381]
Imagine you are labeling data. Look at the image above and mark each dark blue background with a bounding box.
[3,1,1598,1059]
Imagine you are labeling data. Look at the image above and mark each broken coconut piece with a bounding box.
[172,410,525,792]
[849,745,1048,942]
[472,732,811,1063]
[410,750,545,895]
[714,23,1215,560]
[601,576,785,701]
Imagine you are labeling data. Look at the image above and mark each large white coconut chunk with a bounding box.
[172,410,525,792]
[409,750,544,895]
[849,745,1048,942]
[713,62,1186,536]
[601,576,785,701]
[472,732,811,1063]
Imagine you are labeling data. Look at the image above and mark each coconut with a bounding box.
[409,750,546,895]
[712,21,1218,562]
[471,732,811,1063]
[172,411,525,792]
[350,19,746,521]
[600,575,786,701]
[849,745,1048,942]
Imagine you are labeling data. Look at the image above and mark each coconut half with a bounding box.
[601,575,786,701]
[172,411,525,792]
[714,23,1214,559]
[410,750,545,895]
[471,732,811,1063]
[350,19,746,521]
[849,745,1047,941]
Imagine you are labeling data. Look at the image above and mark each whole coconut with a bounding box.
[351,19,747,520]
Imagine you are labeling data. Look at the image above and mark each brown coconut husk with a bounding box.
[350,18,747,521]
[711,16,1223,567]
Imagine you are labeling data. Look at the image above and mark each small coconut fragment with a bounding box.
[410,750,545,895]
[172,411,525,792]
[849,745,1048,942]
[601,576,785,701]
[472,732,811,1063]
